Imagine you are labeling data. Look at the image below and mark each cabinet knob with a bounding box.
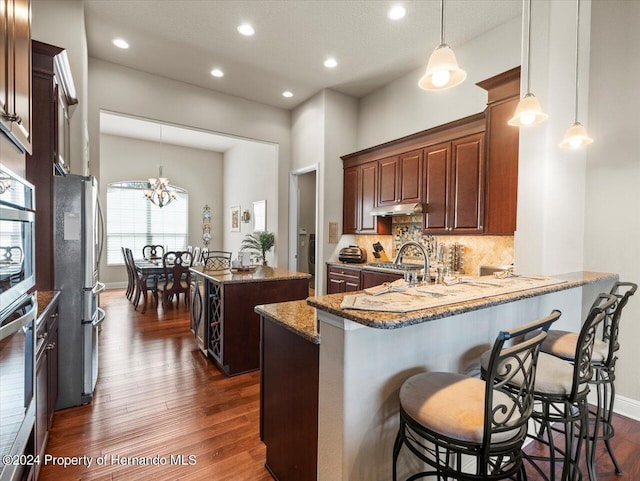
[38,332,48,340]
[50,313,59,318]
[45,342,56,351]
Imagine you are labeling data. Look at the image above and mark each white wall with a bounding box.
[222,142,278,264]
[290,90,359,294]
[584,1,640,403]
[357,17,521,149]
[32,0,89,175]
[88,58,291,267]
[99,134,223,285]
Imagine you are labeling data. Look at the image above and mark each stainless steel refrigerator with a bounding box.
[54,174,106,409]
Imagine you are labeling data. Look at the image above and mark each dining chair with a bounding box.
[157,251,194,308]
[121,247,134,300]
[142,244,164,260]
[202,251,232,270]
[192,246,201,265]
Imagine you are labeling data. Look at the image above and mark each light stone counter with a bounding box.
[255,300,319,344]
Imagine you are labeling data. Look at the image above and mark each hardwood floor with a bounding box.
[39,288,640,480]
[39,289,272,481]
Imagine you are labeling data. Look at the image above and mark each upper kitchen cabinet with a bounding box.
[378,149,423,206]
[342,161,391,235]
[423,131,485,235]
[477,67,520,234]
[0,0,32,154]
[27,40,77,290]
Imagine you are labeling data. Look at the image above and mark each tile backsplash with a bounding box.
[355,215,514,275]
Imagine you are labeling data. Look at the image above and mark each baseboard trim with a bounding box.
[105,281,127,289]
[612,394,640,421]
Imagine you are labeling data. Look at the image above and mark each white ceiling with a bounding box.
[85,0,521,110]
[99,111,262,152]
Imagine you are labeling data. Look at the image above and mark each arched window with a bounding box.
[106,181,188,265]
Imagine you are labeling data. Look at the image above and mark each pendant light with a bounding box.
[418,0,466,91]
[508,0,548,127]
[560,0,593,148]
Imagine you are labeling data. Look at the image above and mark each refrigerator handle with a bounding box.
[97,193,106,266]
[93,281,106,296]
[93,307,107,327]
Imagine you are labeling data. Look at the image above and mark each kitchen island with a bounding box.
[189,265,310,376]
[306,271,617,481]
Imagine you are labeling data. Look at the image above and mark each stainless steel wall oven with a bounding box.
[0,165,37,481]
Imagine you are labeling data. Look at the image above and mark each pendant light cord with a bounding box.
[574,0,580,122]
[525,0,532,93]
[440,0,445,45]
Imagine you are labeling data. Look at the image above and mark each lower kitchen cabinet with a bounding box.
[327,265,361,293]
[35,291,59,480]
[360,270,403,289]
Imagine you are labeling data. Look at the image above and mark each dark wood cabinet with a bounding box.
[192,269,310,376]
[423,133,485,234]
[0,0,32,154]
[34,292,59,480]
[360,269,403,289]
[378,150,423,206]
[26,41,77,291]
[327,265,361,293]
[477,67,520,234]
[260,314,319,481]
[342,161,391,235]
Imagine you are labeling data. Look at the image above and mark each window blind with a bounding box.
[106,182,188,265]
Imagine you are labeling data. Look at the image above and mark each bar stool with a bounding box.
[540,282,636,476]
[511,294,617,481]
[392,311,560,481]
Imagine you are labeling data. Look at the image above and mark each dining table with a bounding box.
[133,257,164,314]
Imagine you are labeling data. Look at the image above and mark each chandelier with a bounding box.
[144,165,177,207]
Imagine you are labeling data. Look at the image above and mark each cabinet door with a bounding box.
[359,162,378,232]
[327,276,345,294]
[0,0,9,129]
[342,166,359,234]
[378,156,399,206]
[399,149,423,203]
[423,143,450,233]
[450,133,485,233]
[35,353,48,477]
[10,0,31,153]
[47,311,58,428]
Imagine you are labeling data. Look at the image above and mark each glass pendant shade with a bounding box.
[145,165,176,208]
[418,44,467,91]
[559,121,593,148]
[508,93,549,126]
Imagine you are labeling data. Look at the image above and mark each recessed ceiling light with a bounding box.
[388,5,406,20]
[237,23,255,36]
[324,58,338,68]
[210,68,224,78]
[282,91,294,98]
[112,38,130,49]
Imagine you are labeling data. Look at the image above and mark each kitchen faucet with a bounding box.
[394,241,430,281]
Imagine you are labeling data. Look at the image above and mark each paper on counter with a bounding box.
[364,278,408,296]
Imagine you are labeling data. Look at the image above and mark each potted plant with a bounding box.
[240,231,275,266]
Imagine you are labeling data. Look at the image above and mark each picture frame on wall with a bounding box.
[253,200,266,232]
[231,205,241,232]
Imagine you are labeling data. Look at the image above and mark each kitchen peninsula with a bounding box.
[292,271,616,481]
[189,266,310,376]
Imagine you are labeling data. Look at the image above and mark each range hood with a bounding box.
[370,203,423,217]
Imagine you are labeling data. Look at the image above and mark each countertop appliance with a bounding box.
[338,245,367,264]
[0,164,37,481]
[54,174,106,409]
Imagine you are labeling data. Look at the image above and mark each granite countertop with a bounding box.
[307,271,618,330]
[255,300,320,344]
[190,265,311,285]
[37,290,60,317]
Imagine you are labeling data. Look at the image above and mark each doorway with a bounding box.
[290,167,318,294]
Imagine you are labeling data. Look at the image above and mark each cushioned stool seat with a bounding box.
[400,372,521,444]
[540,330,608,362]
